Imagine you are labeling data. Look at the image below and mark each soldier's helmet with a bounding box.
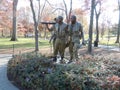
[58,16,63,20]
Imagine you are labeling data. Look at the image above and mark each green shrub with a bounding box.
[7,53,120,90]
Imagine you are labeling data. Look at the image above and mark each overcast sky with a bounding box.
[18,0,118,24]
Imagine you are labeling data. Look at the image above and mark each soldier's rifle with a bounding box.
[40,22,56,25]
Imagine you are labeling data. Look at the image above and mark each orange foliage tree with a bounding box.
[0,0,12,37]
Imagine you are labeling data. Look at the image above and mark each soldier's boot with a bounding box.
[68,57,73,64]
[53,57,57,62]
[60,57,64,63]
[68,60,72,64]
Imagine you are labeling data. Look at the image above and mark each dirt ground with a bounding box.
[0,46,120,62]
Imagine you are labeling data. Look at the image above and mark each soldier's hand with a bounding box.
[46,24,49,27]
[82,41,85,45]
[67,36,70,42]
[49,40,51,43]
[79,35,82,39]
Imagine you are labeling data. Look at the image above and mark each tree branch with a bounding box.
[40,0,47,18]
[30,0,37,25]
[63,0,68,22]
[46,0,56,9]
[68,0,72,23]
[94,1,101,18]
[52,8,65,13]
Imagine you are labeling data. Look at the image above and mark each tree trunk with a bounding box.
[88,0,95,53]
[30,0,39,51]
[94,14,100,47]
[2,30,4,37]
[68,0,72,23]
[115,0,120,43]
[96,16,99,42]
[11,0,18,41]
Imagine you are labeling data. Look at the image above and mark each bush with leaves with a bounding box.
[7,52,120,90]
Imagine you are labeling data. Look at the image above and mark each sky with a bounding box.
[17,0,119,24]
[17,0,83,11]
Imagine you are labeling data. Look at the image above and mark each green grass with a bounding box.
[99,37,119,46]
[89,34,119,47]
[0,36,119,50]
[0,38,50,49]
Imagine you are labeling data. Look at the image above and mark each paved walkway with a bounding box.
[99,45,120,52]
[0,54,19,90]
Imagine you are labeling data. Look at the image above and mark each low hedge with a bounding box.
[7,52,120,90]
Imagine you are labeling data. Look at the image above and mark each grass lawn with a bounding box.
[99,37,119,46]
[0,38,50,49]
[0,36,119,50]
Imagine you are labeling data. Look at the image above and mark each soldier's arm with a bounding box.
[49,34,55,43]
[67,25,72,42]
[79,24,85,44]
[46,24,55,32]
[65,24,69,33]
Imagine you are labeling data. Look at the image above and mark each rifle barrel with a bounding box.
[41,22,56,24]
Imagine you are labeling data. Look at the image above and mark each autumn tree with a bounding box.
[11,0,18,41]
[0,0,12,37]
[17,7,32,37]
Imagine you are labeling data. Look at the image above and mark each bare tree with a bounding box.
[88,0,95,53]
[37,0,47,23]
[29,0,47,51]
[115,0,120,43]
[94,0,101,47]
[62,0,68,23]
[11,0,18,41]
[46,0,73,23]
[63,0,72,23]
[68,0,72,23]
[30,0,39,51]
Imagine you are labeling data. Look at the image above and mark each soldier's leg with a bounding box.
[53,38,59,61]
[53,38,55,51]
[73,43,79,61]
[69,42,74,62]
[59,40,66,61]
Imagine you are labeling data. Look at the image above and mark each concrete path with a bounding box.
[99,45,120,52]
[0,54,19,90]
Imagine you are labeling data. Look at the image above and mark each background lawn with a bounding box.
[0,37,119,50]
[0,38,50,49]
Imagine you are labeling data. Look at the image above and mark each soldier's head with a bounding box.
[57,16,63,24]
[70,15,76,24]
[54,18,58,23]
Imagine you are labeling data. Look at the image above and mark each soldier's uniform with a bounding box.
[49,18,58,51]
[51,22,68,61]
[49,29,56,51]
[68,22,83,61]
